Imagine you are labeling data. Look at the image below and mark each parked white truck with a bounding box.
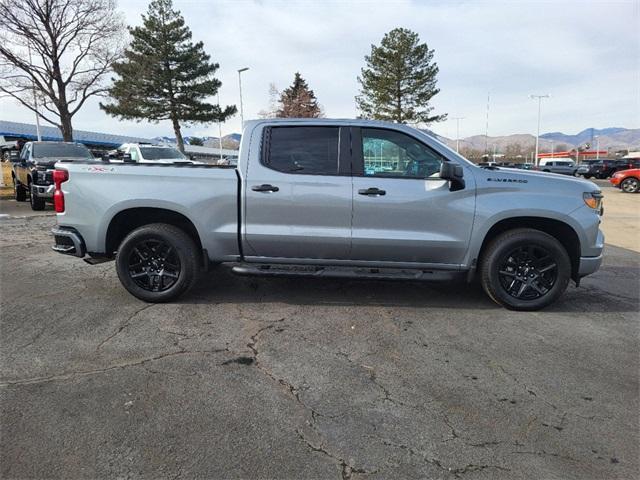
[51,119,604,310]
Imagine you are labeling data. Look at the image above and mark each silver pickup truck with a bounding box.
[51,119,604,310]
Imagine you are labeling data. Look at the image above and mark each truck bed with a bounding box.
[55,161,241,260]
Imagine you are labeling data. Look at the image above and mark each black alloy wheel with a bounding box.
[497,245,557,300]
[127,239,181,292]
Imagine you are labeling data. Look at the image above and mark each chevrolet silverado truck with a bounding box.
[11,141,93,210]
[51,119,604,310]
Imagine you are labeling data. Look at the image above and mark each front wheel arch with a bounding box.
[477,217,581,282]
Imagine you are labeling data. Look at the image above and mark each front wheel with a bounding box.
[29,186,45,210]
[480,229,571,311]
[115,223,201,302]
[621,177,639,193]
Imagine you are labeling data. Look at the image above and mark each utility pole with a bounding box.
[551,140,555,158]
[237,67,249,129]
[595,136,600,160]
[529,94,550,167]
[451,117,465,153]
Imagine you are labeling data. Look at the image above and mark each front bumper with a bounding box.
[578,228,604,278]
[578,254,603,277]
[33,184,55,198]
[52,227,85,257]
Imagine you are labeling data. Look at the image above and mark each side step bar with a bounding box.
[231,264,462,282]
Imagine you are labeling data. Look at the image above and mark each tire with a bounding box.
[584,174,592,179]
[480,228,571,311]
[13,178,26,202]
[620,177,639,193]
[29,185,45,210]
[115,223,201,302]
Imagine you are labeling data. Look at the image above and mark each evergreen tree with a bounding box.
[188,137,203,146]
[101,0,235,152]
[357,28,446,125]
[276,72,323,118]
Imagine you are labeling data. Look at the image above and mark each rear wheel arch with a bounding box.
[477,217,581,281]
[105,207,203,257]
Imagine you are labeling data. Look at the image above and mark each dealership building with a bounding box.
[0,120,239,162]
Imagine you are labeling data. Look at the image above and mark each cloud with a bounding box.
[1,0,637,139]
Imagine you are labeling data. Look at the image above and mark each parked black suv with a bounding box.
[585,159,640,179]
[11,141,93,210]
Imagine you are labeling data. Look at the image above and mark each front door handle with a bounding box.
[358,187,386,196]
[252,184,279,193]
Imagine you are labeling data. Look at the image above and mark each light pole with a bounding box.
[217,91,223,161]
[451,116,465,153]
[551,140,555,158]
[595,135,600,160]
[529,94,549,167]
[237,67,249,129]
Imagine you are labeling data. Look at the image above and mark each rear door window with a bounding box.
[264,126,339,175]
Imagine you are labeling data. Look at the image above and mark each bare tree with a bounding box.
[257,83,280,119]
[0,0,125,141]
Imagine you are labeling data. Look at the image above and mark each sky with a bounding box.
[1,0,638,140]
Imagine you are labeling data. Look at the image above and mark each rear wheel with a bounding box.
[621,177,639,193]
[115,223,200,302]
[13,178,26,202]
[480,229,571,311]
[29,185,45,210]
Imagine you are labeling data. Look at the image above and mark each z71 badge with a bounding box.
[487,177,528,183]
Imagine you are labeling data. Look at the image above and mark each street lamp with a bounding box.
[237,67,249,128]
[217,91,223,161]
[529,94,550,167]
[451,116,465,153]
[594,135,600,160]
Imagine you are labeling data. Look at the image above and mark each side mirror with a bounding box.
[440,161,465,191]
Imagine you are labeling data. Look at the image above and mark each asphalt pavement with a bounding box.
[0,197,638,480]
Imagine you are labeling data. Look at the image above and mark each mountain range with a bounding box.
[157,128,640,153]
[428,127,640,153]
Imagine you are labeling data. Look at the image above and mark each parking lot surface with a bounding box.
[1,188,639,479]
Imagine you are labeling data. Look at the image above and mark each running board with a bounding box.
[231,264,462,282]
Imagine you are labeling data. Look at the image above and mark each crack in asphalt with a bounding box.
[96,304,156,350]
[0,349,228,387]
[294,429,379,480]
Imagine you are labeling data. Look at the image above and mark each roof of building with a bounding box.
[0,120,239,156]
[0,120,151,147]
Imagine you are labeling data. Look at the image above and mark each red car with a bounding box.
[610,168,640,193]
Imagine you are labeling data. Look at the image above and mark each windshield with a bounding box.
[139,147,186,160]
[32,143,92,159]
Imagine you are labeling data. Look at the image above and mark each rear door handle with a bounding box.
[252,184,279,193]
[358,187,386,196]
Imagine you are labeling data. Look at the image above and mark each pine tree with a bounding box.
[276,73,323,118]
[101,0,236,152]
[357,28,446,125]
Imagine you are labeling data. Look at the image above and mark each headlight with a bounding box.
[583,191,603,210]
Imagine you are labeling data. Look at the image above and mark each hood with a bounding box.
[473,166,600,192]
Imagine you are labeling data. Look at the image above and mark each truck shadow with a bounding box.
[183,261,639,314]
